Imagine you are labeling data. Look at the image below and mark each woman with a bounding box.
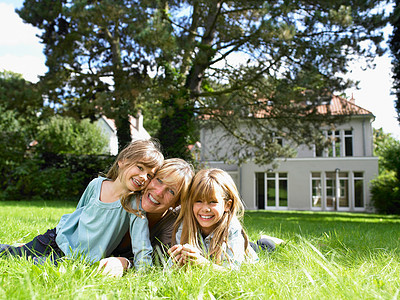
[98,158,194,275]
[99,160,283,276]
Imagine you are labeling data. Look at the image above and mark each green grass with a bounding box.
[1,201,399,299]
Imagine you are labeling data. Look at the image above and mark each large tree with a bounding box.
[17,0,160,152]
[153,0,388,162]
[18,0,388,162]
[390,0,400,124]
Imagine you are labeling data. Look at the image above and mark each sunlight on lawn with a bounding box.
[0,201,399,299]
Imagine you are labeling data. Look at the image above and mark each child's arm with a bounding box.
[129,214,153,270]
[75,178,99,209]
[97,257,130,277]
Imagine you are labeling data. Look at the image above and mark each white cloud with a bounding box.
[345,55,400,138]
[0,54,46,83]
[0,2,46,83]
[0,3,42,46]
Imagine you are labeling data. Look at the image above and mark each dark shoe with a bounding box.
[0,244,11,256]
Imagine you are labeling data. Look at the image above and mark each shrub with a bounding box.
[35,116,109,155]
[1,153,115,201]
[370,171,400,214]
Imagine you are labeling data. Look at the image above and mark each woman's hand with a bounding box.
[97,257,130,277]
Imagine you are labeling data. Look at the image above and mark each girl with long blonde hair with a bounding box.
[168,168,258,269]
[1,139,164,270]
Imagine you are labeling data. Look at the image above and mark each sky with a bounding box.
[1,0,399,139]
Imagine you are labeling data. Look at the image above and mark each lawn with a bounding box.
[0,201,399,299]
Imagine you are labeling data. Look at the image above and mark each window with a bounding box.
[354,172,364,208]
[314,129,353,157]
[255,172,288,209]
[313,171,349,210]
[256,173,265,209]
[327,131,341,157]
[325,172,336,208]
[274,137,283,146]
[266,173,276,207]
[311,172,322,208]
[338,172,349,208]
[344,130,353,156]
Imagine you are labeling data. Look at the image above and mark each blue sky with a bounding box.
[1,0,399,138]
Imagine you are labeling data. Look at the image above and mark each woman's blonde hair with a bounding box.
[122,158,194,214]
[109,139,164,217]
[173,168,249,264]
[154,158,194,208]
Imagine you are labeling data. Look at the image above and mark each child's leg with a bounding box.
[251,235,285,253]
[249,238,276,253]
[0,228,63,264]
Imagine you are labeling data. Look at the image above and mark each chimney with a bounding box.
[349,93,355,104]
[136,110,143,132]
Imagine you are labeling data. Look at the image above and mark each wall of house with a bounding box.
[292,116,375,158]
[200,113,378,212]
[96,118,118,155]
[201,116,375,160]
[239,157,378,212]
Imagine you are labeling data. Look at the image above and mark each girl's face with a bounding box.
[192,189,232,236]
[118,161,157,192]
[141,176,179,214]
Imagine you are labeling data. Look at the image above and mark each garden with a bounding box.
[0,201,399,299]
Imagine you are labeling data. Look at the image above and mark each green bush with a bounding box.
[370,170,400,214]
[371,129,400,214]
[36,116,109,155]
[1,153,115,201]
[0,112,114,201]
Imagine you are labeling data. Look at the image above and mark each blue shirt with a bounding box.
[55,177,152,269]
[174,216,258,269]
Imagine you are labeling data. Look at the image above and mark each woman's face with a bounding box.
[141,176,179,214]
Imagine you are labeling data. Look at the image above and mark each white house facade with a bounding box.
[96,111,150,155]
[199,96,379,212]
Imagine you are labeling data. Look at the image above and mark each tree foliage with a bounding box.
[35,116,109,155]
[371,128,400,214]
[153,0,388,163]
[0,71,44,175]
[18,0,389,163]
[0,71,112,201]
[390,0,400,124]
[17,0,158,152]
[374,128,400,179]
[0,70,46,129]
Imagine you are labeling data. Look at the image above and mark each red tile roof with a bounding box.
[317,95,373,116]
[200,95,374,120]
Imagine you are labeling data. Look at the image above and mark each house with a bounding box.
[97,111,150,155]
[199,95,379,212]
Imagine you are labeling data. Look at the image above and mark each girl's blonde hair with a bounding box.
[107,139,163,181]
[109,139,164,217]
[122,158,194,214]
[173,168,250,264]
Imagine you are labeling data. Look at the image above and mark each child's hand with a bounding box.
[179,244,209,267]
[168,244,185,266]
[97,257,128,277]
